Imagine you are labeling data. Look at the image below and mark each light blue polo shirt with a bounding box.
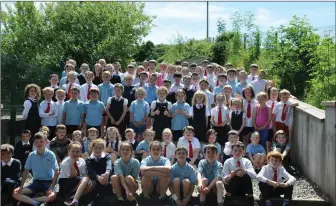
[141,155,170,180]
[144,84,158,105]
[197,159,223,182]
[235,82,250,96]
[114,157,140,180]
[246,143,266,155]
[63,99,85,125]
[170,162,197,184]
[84,100,105,126]
[98,82,115,105]
[214,85,224,95]
[226,80,237,97]
[130,99,150,122]
[136,140,150,152]
[170,102,190,130]
[25,149,59,181]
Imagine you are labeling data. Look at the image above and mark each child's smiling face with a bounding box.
[208,134,216,144]
[88,130,98,140]
[29,88,37,98]
[251,134,260,144]
[72,131,82,142]
[56,129,66,140]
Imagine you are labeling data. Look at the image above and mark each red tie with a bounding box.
[45,103,50,113]
[87,84,91,100]
[281,103,287,121]
[271,101,275,110]
[237,160,241,168]
[218,107,222,125]
[204,70,207,76]
[74,162,80,176]
[67,84,72,99]
[252,76,255,81]
[247,100,251,118]
[273,168,277,181]
[216,79,219,86]
[188,141,193,158]
[163,144,167,157]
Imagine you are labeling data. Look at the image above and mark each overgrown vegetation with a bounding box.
[1,2,335,108]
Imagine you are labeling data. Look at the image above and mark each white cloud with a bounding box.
[255,8,288,29]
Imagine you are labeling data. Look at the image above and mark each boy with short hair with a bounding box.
[136,129,155,160]
[60,64,79,87]
[2,144,21,204]
[199,79,215,109]
[251,70,267,95]
[39,87,58,140]
[84,88,105,137]
[144,73,158,105]
[130,87,150,140]
[123,74,136,129]
[226,69,238,96]
[235,70,251,96]
[247,64,259,84]
[272,130,291,169]
[50,124,71,164]
[177,126,201,168]
[55,89,66,125]
[214,74,227,95]
[140,141,171,202]
[80,71,98,103]
[170,90,191,141]
[191,73,200,91]
[14,130,33,171]
[62,71,81,100]
[77,63,90,85]
[272,89,298,142]
[134,72,148,88]
[257,151,296,206]
[197,144,224,206]
[222,141,256,206]
[13,132,59,206]
[170,147,196,206]
[205,64,217,91]
[182,75,195,106]
[63,87,85,138]
[169,72,184,94]
[49,74,60,102]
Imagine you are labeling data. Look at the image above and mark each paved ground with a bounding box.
[7,166,330,206]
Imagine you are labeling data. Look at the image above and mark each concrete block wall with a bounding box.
[292,100,336,206]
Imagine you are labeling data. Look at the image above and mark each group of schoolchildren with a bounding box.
[1,58,299,206]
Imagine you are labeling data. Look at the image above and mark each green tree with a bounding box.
[133,40,155,62]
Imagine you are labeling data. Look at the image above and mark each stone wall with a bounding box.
[292,100,336,206]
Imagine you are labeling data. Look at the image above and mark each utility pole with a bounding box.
[206,1,209,41]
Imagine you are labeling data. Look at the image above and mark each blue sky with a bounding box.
[1,1,335,45]
[143,2,335,44]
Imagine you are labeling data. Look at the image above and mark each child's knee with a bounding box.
[216,180,223,188]
[125,175,135,183]
[173,178,181,185]
[182,179,191,186]
[201,178,209,185]
[111,175,119,182]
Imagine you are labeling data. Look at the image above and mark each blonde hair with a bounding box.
[55,89,66,95]
[143,129,155,138]
[68,141,82,152]
[175,89,186,97]
[239,70,247,76]
[102,71,111,77]
[191,91,207,106]
[162,128,172,136]
[87,127,99,136]
[106,127,121,141]
[91,138,105,149]
[157,86,168,95]
[223,85,233,91]
[67,59,77,67]
[257,91,268,99]
[124,74,133,80]
[72,130,82,138]
[39,126,50,137]
[125,128,135,135]
[67,71,77,80]
[135,87,146,96]
[42,87,54,94]
[114,83,124,92]
[279,89,291,96]
[85,71,94,78]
